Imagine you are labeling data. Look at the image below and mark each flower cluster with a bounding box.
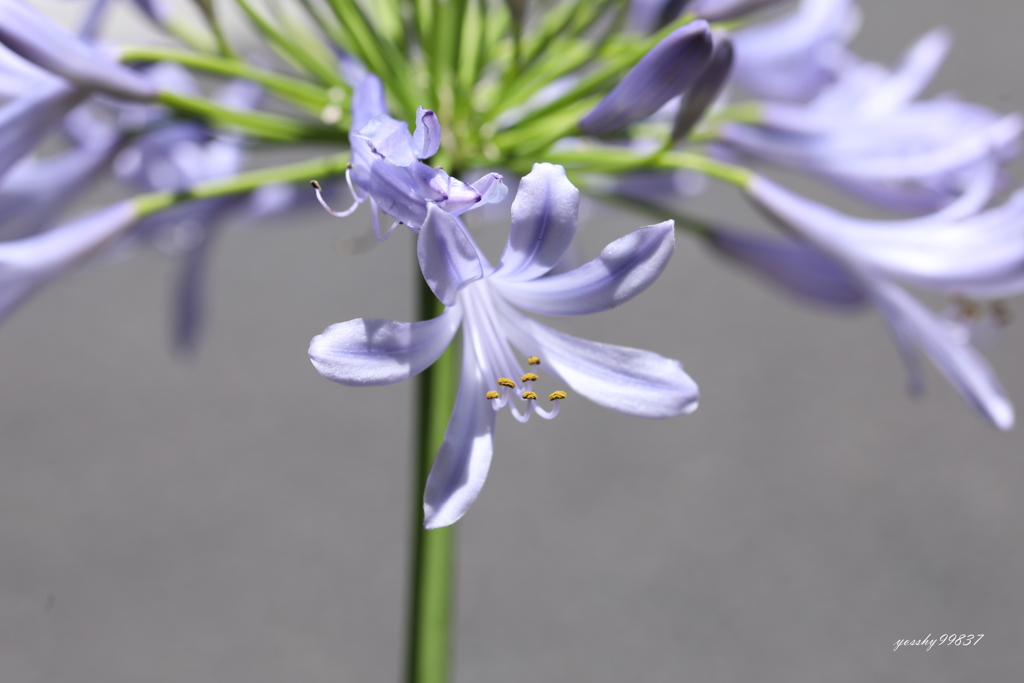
[1,0,1022,529]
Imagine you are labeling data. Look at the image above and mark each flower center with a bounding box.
[485,355,566,422]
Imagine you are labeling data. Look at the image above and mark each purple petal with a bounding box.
[672,36,733,141]
[707,227,867,307]
[867,278,1014,431]
[411,106,441,159]
[494,163,579,282]
[496,299,699,417]
[0,201,139,322]
[470,172,509,206]
[494,221,675,316]
[368,159,448,227]
[309,306,462,386]
[580,20,712,135]
[418,204,484,306]
[1,84,85,178]
[351,74,388,131]
[355,115,418,166]
[423,327,495,529]
[0,0,156,100]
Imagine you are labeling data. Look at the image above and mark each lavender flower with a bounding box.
[316,74,506,239]
[747,172,1019,429]
[309,164,698,527]
[718,30,1022,213]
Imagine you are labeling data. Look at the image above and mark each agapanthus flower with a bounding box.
[730,0,858,102]
[315,74,506,239]
[718,29,1022,213]
[747,170,1020,429]
[309,164,698,527]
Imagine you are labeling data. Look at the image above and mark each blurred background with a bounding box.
[2,1,1024,681]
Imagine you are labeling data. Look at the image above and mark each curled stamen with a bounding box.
[497,377,516,388]
[311,178,361,218]
[549,391,566,401]
[527,356,541,365]
[522,391,538,400]
[485,391,500,400]
[535,390,566,420]
[521,373,538,383]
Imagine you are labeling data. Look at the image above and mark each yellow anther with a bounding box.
[485,390,500,400]
[520,373,539,383]
[497,377,516,388]
[521,391,538,400]
[527,356,541,365]
[549,391,567,401]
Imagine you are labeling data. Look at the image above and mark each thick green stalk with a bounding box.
[406,275,458,683]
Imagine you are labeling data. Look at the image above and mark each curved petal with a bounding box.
[494,163,579,282]
[868,278,1014,430]
[493,221,676,316]
[354,115,416,166]
[580,20,712,135]
[0,0,156,100]
[707,227,867,308]
[496,299,699,417]
[418,203,484,306]
[351,74,388,131]
[423,327,496,529]
[411,106,441,159]
[672,36,733,141]
[308,306,462,386]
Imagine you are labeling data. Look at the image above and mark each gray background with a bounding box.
[3,1,1024,681]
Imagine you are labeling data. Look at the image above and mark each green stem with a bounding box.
[155,91,341,142]
[119,46,331,112]
[133,152,350,217]
[406,275,458,683]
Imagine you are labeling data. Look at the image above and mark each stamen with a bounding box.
[549,391,566,401]
[486,391,500,400]
[311,178,361,218]
[521,373,539,383]
[521,391,538,400]
[527,356,541,365]
[497,377,516,388]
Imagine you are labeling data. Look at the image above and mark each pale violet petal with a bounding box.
[351,73,388,131]
[580,20,712,135]
[494,163,579,282]
[0,0,156,100]
[418,203,484,305]
[0,201,139,322]
[470,172,508,206]
[423,326,495,529]
[411,106,441,159]
[308,306,462,386]
[707,227,867,307]
[493,221,675,316]
[867,278,1014,430]
[496,299,699,417]
[354,115,417,166]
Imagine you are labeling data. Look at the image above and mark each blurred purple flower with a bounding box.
[0,0,156,100]
[719,29,1022,213]
[309,163,698,527]
[748,171,1020,429]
